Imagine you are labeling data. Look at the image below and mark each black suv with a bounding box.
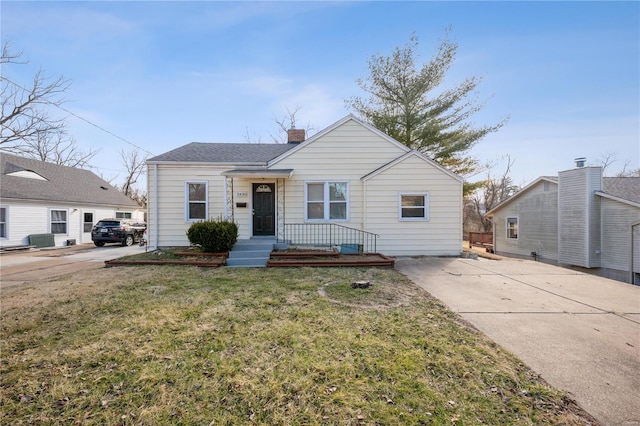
[91,218,146,247]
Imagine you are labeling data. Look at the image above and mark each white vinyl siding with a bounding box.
[186,181,208,221]
[50,209,68,234]
[364,154,462,256]
[305,181,348,221]
[147,165,228,247]
[399,193,429,221]
[491,180,559,262]
[147,118,463,254]
[0,201,142,248]
[634,224,640,277]
[506,217,518,239]
[600,197,640,273]
[558,167,602,268]
[274,119,409,228]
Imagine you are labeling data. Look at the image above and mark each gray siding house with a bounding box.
[486,164,640,284]
[0,153,144,248]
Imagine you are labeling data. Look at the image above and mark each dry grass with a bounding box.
[1,266,598,425]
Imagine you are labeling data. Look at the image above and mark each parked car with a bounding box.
[91,218,146,247]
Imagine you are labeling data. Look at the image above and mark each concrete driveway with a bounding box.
[396,257,640,426]
[0,244,146,290]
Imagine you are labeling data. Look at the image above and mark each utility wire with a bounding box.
[1,76,155,156]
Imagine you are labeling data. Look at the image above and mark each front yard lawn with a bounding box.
[0,266,596,425]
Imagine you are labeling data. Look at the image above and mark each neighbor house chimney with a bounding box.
[287,128,306,144]
[575,157,586,168]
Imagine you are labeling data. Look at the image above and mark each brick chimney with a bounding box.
[287,128,306,144]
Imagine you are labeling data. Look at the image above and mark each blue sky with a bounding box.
[2,1,639,189]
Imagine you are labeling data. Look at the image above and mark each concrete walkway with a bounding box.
[396,257,640,426]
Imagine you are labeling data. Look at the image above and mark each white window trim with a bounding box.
[304,180,349,222]
[0,205,8,239]
[506,216,519,240]
[115,211,132,219]
[49,208,69,235]
[398,192,430,222]
[185,181,209,222]
[83,211,95,233]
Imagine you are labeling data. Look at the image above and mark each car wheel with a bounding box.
[123,235,134,246]
[94,241,105,247]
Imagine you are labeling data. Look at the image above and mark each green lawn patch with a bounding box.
[0,266,596,425]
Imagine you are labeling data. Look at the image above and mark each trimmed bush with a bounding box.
[186,217,238,252]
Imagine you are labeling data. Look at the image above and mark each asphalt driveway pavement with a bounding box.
[0,244,146,290]
[396,256,640,426]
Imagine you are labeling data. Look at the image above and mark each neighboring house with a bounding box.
[0,152,144,248]
[146,115,463,256]
[486,162,640,284]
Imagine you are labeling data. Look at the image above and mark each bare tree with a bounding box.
[0,42,97,167]
[117,148,147,202]
[616,164,640,177]
[464,156,520,233]
[242,125,262,144]
[596,152,617,174]
[26,131,97,168]
[269,107,316,144]
[594,152,640,177]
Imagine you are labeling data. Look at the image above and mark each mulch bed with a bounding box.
[105,249,393,268]
[270,250,339,258]
[105,257,226,268]
[267,253,394,267]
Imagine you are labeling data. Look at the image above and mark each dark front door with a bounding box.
[253,183,275,236]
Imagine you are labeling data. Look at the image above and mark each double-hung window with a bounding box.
[0,207,6,238]
[306,181,348,221]
[50,209,68,234]
[399,193,429,221]
[186,181,208,221]
[506,217,518,239]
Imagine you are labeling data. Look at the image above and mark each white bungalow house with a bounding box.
[146,115,463,263]
[0,152,144,248]
[486,162,640,284]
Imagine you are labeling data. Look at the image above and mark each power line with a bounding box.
[1,76,155,156]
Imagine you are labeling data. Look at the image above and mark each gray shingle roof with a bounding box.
[147,142,296,163]
[0,152,140,208]
[603,177,640,204]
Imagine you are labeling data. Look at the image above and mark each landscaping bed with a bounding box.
[268,251,394,267]
[105,247,226,268]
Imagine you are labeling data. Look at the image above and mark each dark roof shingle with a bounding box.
[603,177,640,204]
[147,142,296,163]
[0,152,139,208]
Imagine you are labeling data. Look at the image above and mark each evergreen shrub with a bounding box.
[186,217,238,252]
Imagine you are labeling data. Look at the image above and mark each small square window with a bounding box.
[399,193,429,221]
